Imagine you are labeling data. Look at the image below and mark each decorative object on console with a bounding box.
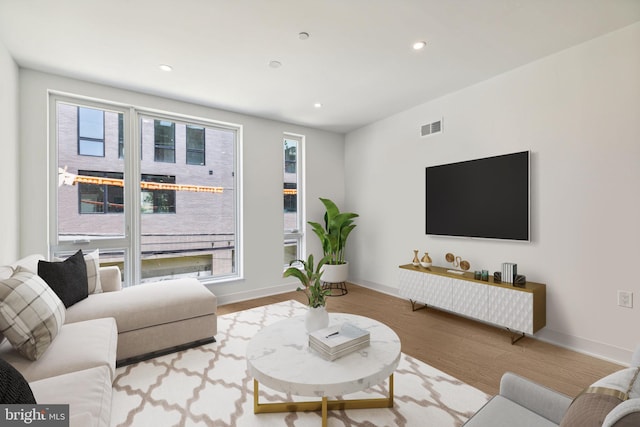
[493,271,502,283]
[514,274,526,287]
[420,252,432,268]
[283,253,331,332]
[474,271,481,280]
[412,250,420,266]
[501,262,518,284]
[481,270,489,281]
[445,253,470,271]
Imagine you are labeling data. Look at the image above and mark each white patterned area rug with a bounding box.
[111,300,489,426]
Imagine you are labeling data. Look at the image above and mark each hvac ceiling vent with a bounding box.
[420,118,443,137]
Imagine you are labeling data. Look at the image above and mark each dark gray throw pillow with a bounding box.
[38,250,88,308]
[0,358,36,403]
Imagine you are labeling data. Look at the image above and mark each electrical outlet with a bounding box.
[618,290,633,308]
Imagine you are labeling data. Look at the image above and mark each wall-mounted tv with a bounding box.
[425,151,530,241]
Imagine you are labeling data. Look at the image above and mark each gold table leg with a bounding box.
[253,374,395,425]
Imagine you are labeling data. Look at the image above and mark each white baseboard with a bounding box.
[350,278,633,366]
[216,283,298,306]
[534,329,632,367]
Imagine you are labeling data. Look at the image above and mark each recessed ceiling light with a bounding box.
[159,64,173,72]
[314,103,322,108]
[412,41,427,50]
[299,32,310,40]
[269,60,282,69]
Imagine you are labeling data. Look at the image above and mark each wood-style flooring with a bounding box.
[217,283,623,397]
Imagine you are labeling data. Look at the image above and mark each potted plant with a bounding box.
[308,198,359,283]
[283,254,331,331]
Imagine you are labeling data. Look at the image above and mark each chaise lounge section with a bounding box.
[0,253,217,427]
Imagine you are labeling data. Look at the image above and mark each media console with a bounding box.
[398,264,546,343]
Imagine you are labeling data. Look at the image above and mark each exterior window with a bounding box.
[141,174,176,214]
[284,135,303,265]
[154,120,175,163]
[78,170,124,214]
[78,107,105,156]
[186,125,205,165]
[55,97,240,287]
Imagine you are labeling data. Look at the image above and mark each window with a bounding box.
[284,135,303,265]
[53,96,241,287]
[141,174,176,213]
[78,107,105,156]
[186,125,205,165]
[154,120,175,163]
[78,170,124,214]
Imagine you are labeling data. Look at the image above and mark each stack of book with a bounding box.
[308,322,370,361]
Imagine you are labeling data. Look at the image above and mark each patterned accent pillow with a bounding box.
[83,249,102,294]
[561,367,640,427]
[0,267,66,360]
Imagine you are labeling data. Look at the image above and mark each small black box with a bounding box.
[493,272,501,283]
[514,274,526,287]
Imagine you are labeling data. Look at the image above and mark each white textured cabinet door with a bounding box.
[424,274,452,310]
[398,268,424,303]
[451,279,488,321]
[487,286,534,334]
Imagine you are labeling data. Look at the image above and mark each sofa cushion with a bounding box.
[65,278,216,333]
[38,250,88,308]
[0,255,45,280]
[0,317,117,382]
[463,395,559,427]
[30,365,112,427]
[0,357,36,403]
[0,267,66,361]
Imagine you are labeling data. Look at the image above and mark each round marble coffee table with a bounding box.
[246,313,401,426]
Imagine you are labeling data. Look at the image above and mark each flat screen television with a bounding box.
[425,151,530,241]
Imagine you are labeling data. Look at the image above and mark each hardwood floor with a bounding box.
[217,283,623,397]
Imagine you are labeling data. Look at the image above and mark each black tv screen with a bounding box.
[425,151,530,241]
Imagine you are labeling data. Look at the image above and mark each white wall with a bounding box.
[0,40,19,264]
[345,23,640,364]
[18,70,345,302]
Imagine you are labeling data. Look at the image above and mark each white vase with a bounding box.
[305,306,329,332]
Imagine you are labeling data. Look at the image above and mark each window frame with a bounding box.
[49,92,244,287]
[283,133,304,267]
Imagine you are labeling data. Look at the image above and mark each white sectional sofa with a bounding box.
[0,254,217,427]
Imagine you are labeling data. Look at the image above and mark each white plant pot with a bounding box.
[321,262,349,284]
[305,306,329,332]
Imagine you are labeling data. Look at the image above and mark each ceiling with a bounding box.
[1,1,639,134]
